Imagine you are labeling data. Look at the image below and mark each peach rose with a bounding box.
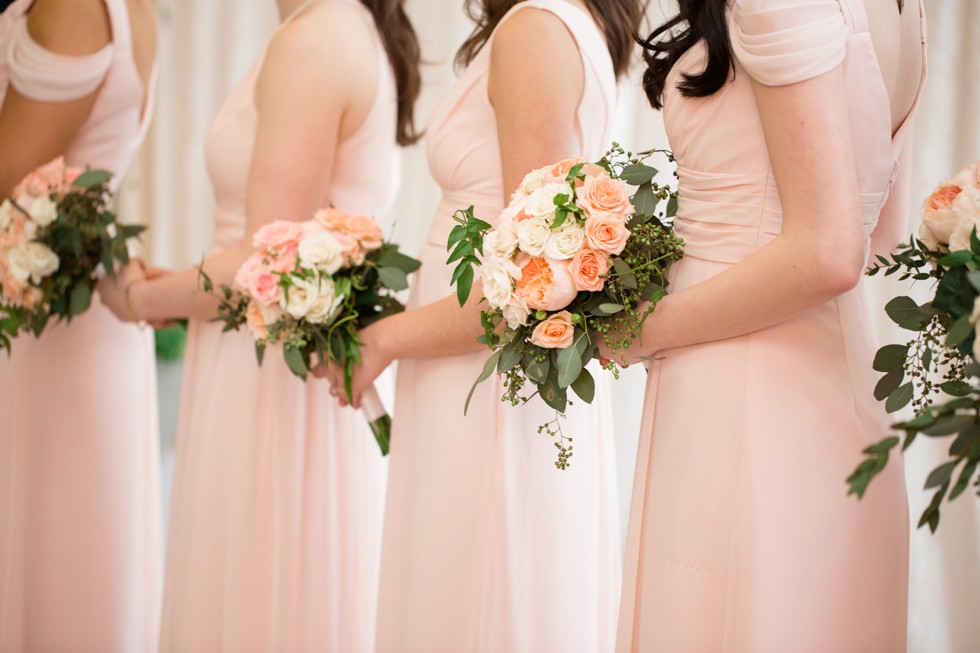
[550,158,584,182]
[246,300,283,340]
[920,179,980,248]
[567,247,611,292]
[577,175,630,217]
[516,256,577,311]
[530,310,575,349]
[334,231,366,266]
[584,212,630,255]
[343,214,384,251]
[253,220,303,251]
[313,208,350,231]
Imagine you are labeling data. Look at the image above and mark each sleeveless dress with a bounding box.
[0,1,161,651]
[616,1,928,651]
[375,3,621,652]
[158,2,398,651]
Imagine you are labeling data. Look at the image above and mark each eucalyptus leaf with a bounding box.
[885,382,914,413]
[570,367,596,403]
[924,460,958,489]
[465,350,501,415]
[946,314,974,347]
[556,344,583,389]
[872,344,908,373]
[68,282,92,316]
[525,356,550,384]
[921,413,977,437]
[612,258,638,289]
[283,345,308,379]
[631,183,657,216]
[498,341,523,373]
[376,249,421,273]
[620,163,657,186]
[72,169,112,188]
[883,296,931,331]
[377,266,409,291]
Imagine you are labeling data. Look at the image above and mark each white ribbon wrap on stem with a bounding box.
[361,384,387,422]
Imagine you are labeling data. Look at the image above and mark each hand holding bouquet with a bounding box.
[201,208,420,455]
[850,160,980,532]
[0,157,143,352]
[448,144,684,468]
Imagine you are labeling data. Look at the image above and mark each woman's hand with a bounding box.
[317,319,393,410]
[97,259,148,323]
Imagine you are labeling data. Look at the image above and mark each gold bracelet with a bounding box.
[123,282,141,323]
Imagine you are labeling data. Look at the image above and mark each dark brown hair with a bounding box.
[456,0,645,78]
[361,0,422,145]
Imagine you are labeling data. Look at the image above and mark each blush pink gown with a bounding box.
[616,1,927,651]
[0,1,161,651]
[376,2,621,652]
[159,2,397,651]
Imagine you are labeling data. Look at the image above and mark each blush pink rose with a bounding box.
[235,256,282,305]
[578,174,630,217]
[567,247,611,292]
[516,256,577,311]
[268,241,299,273]
[343,214,384,251]
[333,232,366,266]
[584,212,630,255]
[252,220,303,251]
[530,310,575,349]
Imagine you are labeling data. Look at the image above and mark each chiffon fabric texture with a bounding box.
[617,1,927,651]
[0,1,161,650]
[376,3,621,652]
[159,2,398,651]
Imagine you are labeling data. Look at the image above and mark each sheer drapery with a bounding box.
[120,1,979,651]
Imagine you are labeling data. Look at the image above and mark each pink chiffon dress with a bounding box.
[159,2,398,651]
[616,1,927,651]
[0,1,161,651]
[375,2,621,652]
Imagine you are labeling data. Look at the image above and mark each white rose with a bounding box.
[8,243,58,284]
[501,295,531,330]
[298,231,344,274]
[29,195,58,227]
[516,217,551,256]
[520,166,552,193]
[484,222,519,261]
[6,247,32,282]
[481,258,520,310]
[544,222,586,260]
[948,216,980,253]
[306,276,345,325]
[281,275,320,320]
[525,182,572,221]
[0,200,14,231]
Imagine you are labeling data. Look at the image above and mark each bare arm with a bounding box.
[102,3,378,322]
[0,0,110,194]
[328,8,587,404]
[615,67,867,361]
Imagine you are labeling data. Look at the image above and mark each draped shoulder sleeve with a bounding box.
[729,0,848,86]
[6,18,112,101]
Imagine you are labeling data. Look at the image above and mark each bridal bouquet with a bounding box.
[448,144,684,468]
[0,157,142,353]
[200,208,420,455]
[849,161,980,532]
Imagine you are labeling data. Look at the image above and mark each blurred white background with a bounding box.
[118,1,980,651]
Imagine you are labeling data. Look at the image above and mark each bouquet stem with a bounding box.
[361,385,391,456]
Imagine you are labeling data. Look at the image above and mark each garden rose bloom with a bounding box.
[516,217,551,256]
[544,222,586,260]
[516,256,577,311]
[520,166,552,193]
[550,158,583,182]
[481,257,520,309]
[578,174,630,217]
[530,310,575,349]
[253,220,303,250]
[24,242,59,282]
[343,214,384,251]
[584,211,630,255]
[920,178,980,247]
[282,275,320,319]
[298,231,345,274]
[501,294,531,329]
[568,247,610,292]
[313,208,349,230]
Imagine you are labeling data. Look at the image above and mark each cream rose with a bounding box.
[948,216,980,253]
[530,310,575,349]
[920,180,980,247]
[578,174,630,217]
[501,295,531,329]
[520,165,553,193]
[298,231,345,274]
[9,243,59,284]
[516,217,551,256]
[484,221,519,261]
[281,276,320,319]
[481,257,520,310]
[29,195,58,227]
[544,222,586,260]
[584,211,631,255]
[525,182,572,221]
[306,277,345,324]
[0,199,15,231]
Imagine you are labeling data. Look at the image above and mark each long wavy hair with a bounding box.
[639,0,906,110]
[361,0,422,145]
[456,0,645,78]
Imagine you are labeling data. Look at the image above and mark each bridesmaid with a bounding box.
[612,0,926,650]
[0,1,161,651]
[98,0,419,650]
[323,1,642,650]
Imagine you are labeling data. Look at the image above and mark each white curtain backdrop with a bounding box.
[119,1,980,651]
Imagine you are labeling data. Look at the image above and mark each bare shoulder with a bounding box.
[491,6,580,66]
[265,0,376,72]
[26,0,112,56]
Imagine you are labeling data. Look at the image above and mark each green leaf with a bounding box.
[872,344,909,373]
[525,355,550,384]
[465,350,501,415]
[938,250,973,268]
[570,367,595,403]
[949,459,978,500]
[375,249,421,273]
[946,314,974,347]
[950,425,980,457]
[539,371,568,413]
[884,296,931,331]
[939,380,972,397]
[885,382,914,413]
[874,368,904,401]
[864,436,900,456]
[967,270,980,292]
[620,163,657,186]
[556,343,584,389]
[68,281,92,316]
[255,343,265,366]
[72,169,112,188]
[612,258,638,290]
[631,183,657,216]
[498,341,523,373]
[665,194,678,218]
[922,413,976,437]
[596,303,624,316]
[377,266,409,291]
[924,461,958,489]
[455,265,474,307]
[283,345,308,379]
